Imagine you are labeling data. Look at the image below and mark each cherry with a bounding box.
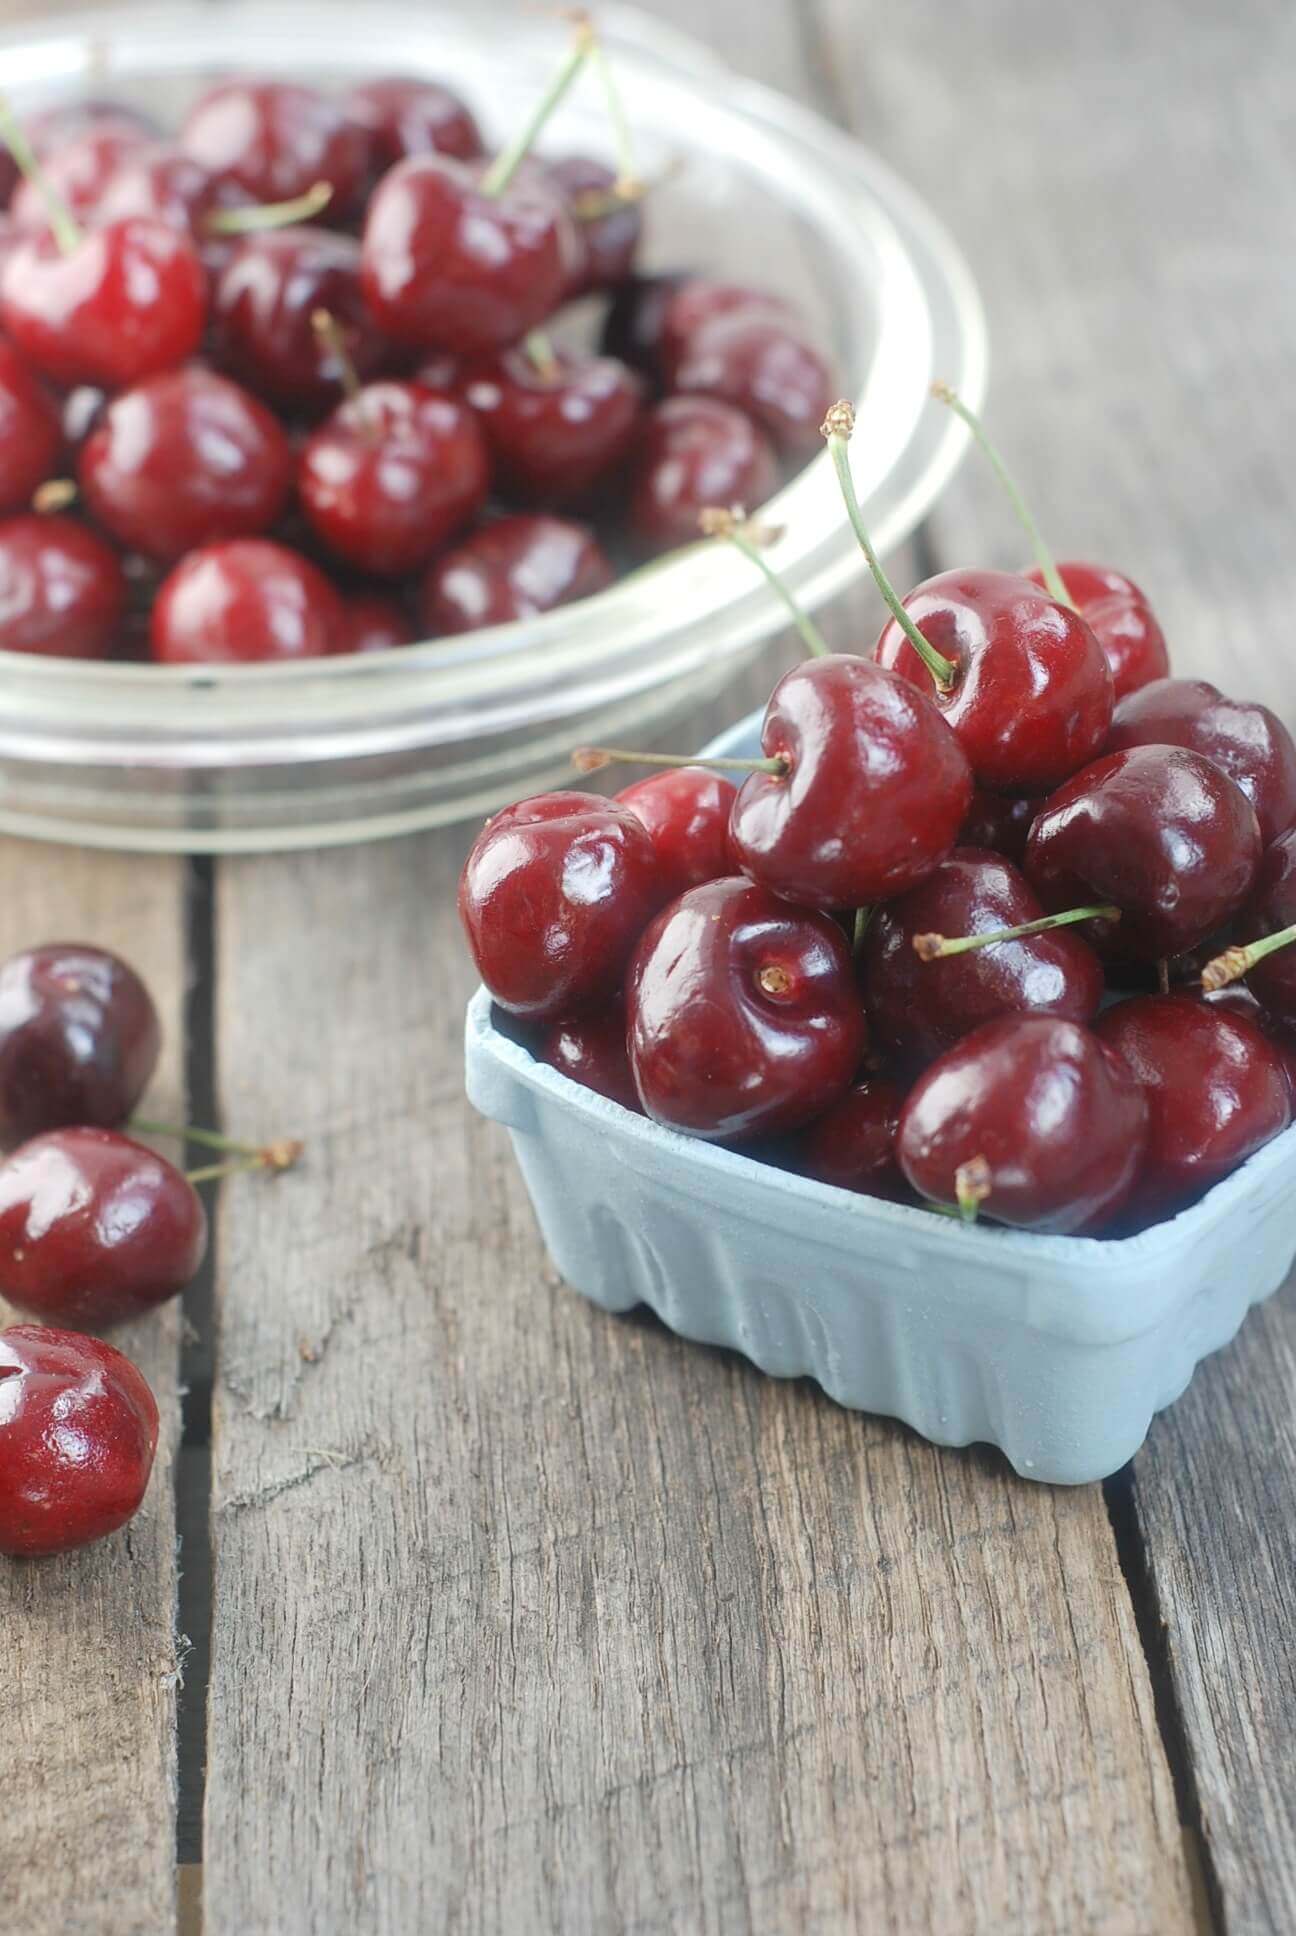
[672,309,836,457]
[333,593,415,656]
[1106,677,1296,848]
[861,848,1104,1069]
[628,396,779,554]
[1204,984,1296,1096]
[26,100,159,161]
[459,346,644,506]
[93,140,255,234]
[1025,745,1262,962]
[1023,561,1169,700]
[794,1078,907,1200]
[0,942,160,1146]
[896,1016,1149,1233]
[616,765,737,900]
[423,515,612,633]
[78,367,293,564]
[546,156,642,294]
[1204,829,1296,1021]
[10,126,151,231]
[0,339,60,515]
[539,1005,640,1111]
[299,378,489,575]
[344,77,485,175]
[213,227,387,412]
[657,279,792,379]
[0,1325,159,1558]
[151,538,344,665]
[0,514,126,659]
[1096,994,1290,1219]
[0,1128,206,1328]
[959,788,1034,862]
[181,80,368,214]
[600,270,689,379]
[459,791,668,1021]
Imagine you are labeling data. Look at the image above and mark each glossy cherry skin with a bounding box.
[213,227,387,412]
[79,367,293,564]
[460,348,644,507]
[1096,994,1290,1220]
[616,766,738,901]
[361,156,577,355]
[862,848,1104,1071]
[345,77,485,179]
[1023,560,1169,700]
[671,310,835,457]
[794,1078,907,1200]
[658,280,792,379]
[332,593,415,655]
[1106,677,1296,849]
[875,569,1114,795]
[423,515,613,633]
[628,396,779,554]
[94,140,253,234]
[0,943,160,1147]
[150,538,344,665]
[1205,984,1296,1096]
[627,877,864,1140]
[1025,745,1262,961]
[539,1005,640,1112]
[459,792,668,1021]
[181,79,368,212]
[11,127,152,231]
[0,515,126,660]
[897,1016,1149,1234]
[0,341,60,515]
[959,787,1034,863]
[0,1325,159,1558]
[729,655,973,910]
[299,381,489,575]
[600,270,689,380]
[546,156,642,295]
[1234,829,1296,1022]
[0,1128,207,1328]
[0,220,206,390]
[26,99,159,161]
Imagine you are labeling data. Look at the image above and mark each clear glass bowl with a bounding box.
[0,0,986,852]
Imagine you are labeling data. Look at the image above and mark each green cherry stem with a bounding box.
[853,906,873,955]
[699,506,831,659]
[33,478,77,515]
[955,1155,992,1224]
[205,179,334,235]
[524,328,561,379]
[912,903,1120,961]
[130,1118,304,1173]
[573,745,787,777]
[184,1156,291,1186]
[821,401,958,691]
[479,20,595,198]
[0,94,81,256]
[311,309,366,411]
[588,31,642,196]
[1202,925,1296,993]
[929,382,1075,612]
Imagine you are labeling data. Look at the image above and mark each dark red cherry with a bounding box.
[0,1325,159,1557]
[616,765,737,900]
[10,127,151,231]
[459,347,644,506]
[1025,745,1262,961]
[78,367,293,563]
[150,538,344,665]
[1205,982,1296,1096]
[671,309,835,457]
[729,655,972,909]
[1096,994,1290,1219]
[539,1005,640,1111]
[299,380,489,575]
[600,270,688,380]
[0,1128,206,1328]
[344,77,484,176]
[794,1078,907,1200]
[459,791,668,1020]
[896,1016,1149,1233]
[361,156,577,355]
[958,787,1034,862]
[26,100,159,161]
[93,140,253,234]
[181,80,368,213]
[332,593,415,655]
[862,848,1104,1070]
[546,156,642,294]
[213,227,387,412]
[627,876,865,1140]
[658,279,792,379]
[0,514,126,659]
[1024,560,1169,700]
[628,396,779,554]
[0,339,60,514]
[0,942,160,1146]
[423,514,613,633]
[1228,829,1296,1022]
[1106,677,1296,849]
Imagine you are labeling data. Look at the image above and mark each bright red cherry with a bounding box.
[539,1005,640,1111]
[616,766,737,900]
[546,156,642,294]
[459,792,668,1021]
[658,279,792,379]
[332,593,415,656]
[0,340,60,514]
[626,876,865,1140]
[959,788,1034,862]
[671,310,836,457]
[213,227,387,412]
[0,942,160,1146]
[150,538,344,665]
[0,1325,159,1557]
[794,1078,907,1200]
[0,514,125,659]
[423,514,612,633]
[0,1128,206,1328]
[181,80,368,212]
[78,367,293,563]
[299,380,489,575]
[459,347,644,507]
[1024,560,1169,700]
[93,140,254,234]
[10,127,152,231]
[344,77,484,176]
[1096,994,1290,1219]
[629,396,779,554]
[897,1016,1149,1233]
[1106,677,1296,849]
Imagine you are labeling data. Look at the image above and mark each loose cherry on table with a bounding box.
[1105,676,1296,848]
[628,396,779,555]
[344,76,485,177]
[546,156,643,296]
[793,1077,908,1201]
[333,593,415,655]
[1022,561,1169,700]
[626,876,866,1141]
[539,1005,641,1112]
[458,345,645,508]
[212,225,388,412]
[150,537,345,665]
[0,339,61,516]
[615,765,738,901]
[0,1325,159,1558]
[181,79,369,214]
[0,514,127,659]
[0,942,160,1147]
[896,1015,1150,1234]
[422,514,613,633]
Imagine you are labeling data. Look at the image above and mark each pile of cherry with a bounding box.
[0,35,833,664]
[0,942,297,1559]
[461,397,1296,1240]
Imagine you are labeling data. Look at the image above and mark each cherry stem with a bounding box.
[929,382,1075,612]
[588,30,642,196]
[205,179,333,235]
[311,309,364,410]
[33,478,77,515]
[479,19,595,198]
[0,95,81,255]
[185,1155,295,1186]
[853,906,872,955]
[821,402,958,690]
[913,903,1120,961]
[699,505,830,660]
[1202,924,1296,993]
[524,329,560,379]
[573,745,786,777]
[955,1155,992,1224]
[130,1117,304,1174]
[1157,957,1171,995]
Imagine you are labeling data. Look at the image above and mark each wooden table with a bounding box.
[5,1,1295,1930]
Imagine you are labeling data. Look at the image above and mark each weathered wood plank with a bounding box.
[0,846,187,1936]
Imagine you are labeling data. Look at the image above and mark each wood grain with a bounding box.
[0,847,187,1936]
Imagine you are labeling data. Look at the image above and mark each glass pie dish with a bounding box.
[0,0,986,852]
